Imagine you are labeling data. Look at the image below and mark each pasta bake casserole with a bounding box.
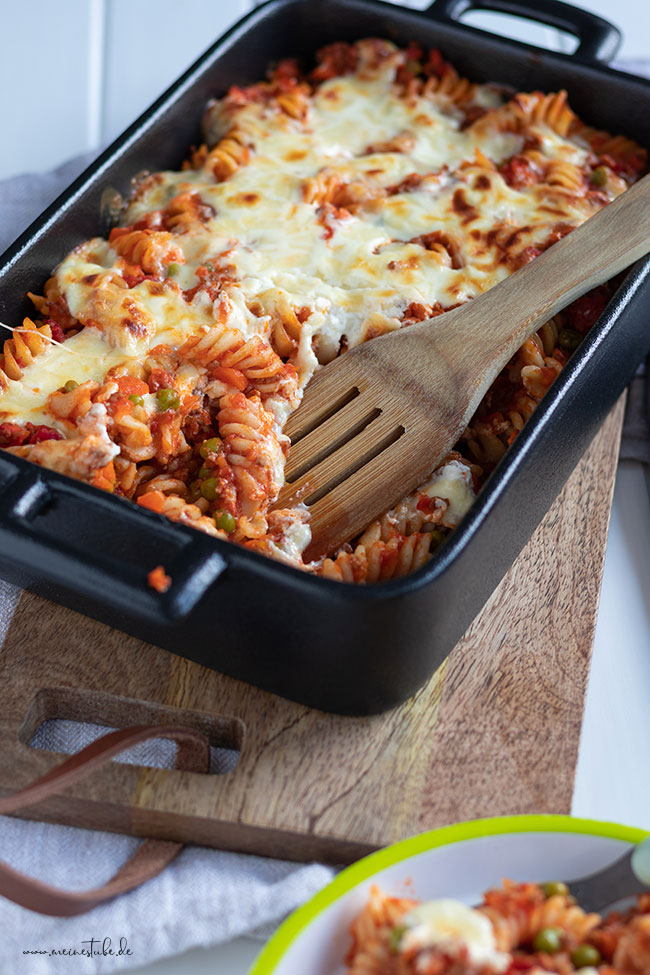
[0,39,645,582]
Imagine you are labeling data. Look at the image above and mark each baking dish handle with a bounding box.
[426,0,621,64]
[0,468,226,624]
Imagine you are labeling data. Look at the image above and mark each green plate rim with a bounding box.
[249,813,648,975]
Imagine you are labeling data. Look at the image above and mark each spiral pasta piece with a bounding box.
[423,63,477,106]
[0,318,54,389]
[545,159,586,192]
[137,490,225,537]
[162,192,215,233]
[27,275,79,332]
[274,84,311,120]
[108,227,184,277]
[179,326,299,403]
[303,169,384,210]
[479,882,600,952]
[217,390,285,534]
[346,885,416,975]
[319,532,434,583]
[203,127,251,182]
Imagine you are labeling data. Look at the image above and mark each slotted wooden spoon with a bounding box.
[275,172,650,560]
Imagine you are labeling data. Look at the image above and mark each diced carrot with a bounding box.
[115,376,150,397]
[181,393,201,414]
[92,460,116,493]
[147,565,171,593]
[137,490,166,514]
[211,365,248,391]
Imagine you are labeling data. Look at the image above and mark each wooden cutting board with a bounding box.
[0,398,625,864]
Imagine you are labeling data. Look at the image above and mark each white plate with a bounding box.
[249,814,648,975]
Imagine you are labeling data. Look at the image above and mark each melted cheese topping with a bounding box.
[113,53,605,388]
[400,899,509,970]
[1,45,613,427]
[0,39,637,572]
[421,460,475,527]
[0,328,129,428]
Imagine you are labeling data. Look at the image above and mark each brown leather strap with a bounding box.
[0,724,210,916]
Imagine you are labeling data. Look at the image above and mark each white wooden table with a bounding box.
[3,3,650,973]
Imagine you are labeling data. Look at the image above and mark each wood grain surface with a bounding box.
[0,398,625,864]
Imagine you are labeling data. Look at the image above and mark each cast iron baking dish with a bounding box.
[0,0,649,715]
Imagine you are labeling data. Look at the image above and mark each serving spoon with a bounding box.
[275,171,650,560]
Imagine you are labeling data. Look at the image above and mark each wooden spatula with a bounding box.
[275,172,650,560]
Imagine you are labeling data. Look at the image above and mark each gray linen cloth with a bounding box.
[0,154,334,973]
[2,59,650,974]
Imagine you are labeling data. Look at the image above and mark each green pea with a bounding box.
[63,380,79,392]
[214,510,236,533]
[156,388,181,411]
[422,526,446,545]
[200,477,219,501]
[199,437,221,460]
[129,393,144,406]
[532,927,563,954]
[167,262,181,276]
[571,944,601,968]
[198,464,211,479]
[540,881,569,897]
[558,327,582,352]
[204,263,214,272]
[388,925,406,954]
[590,165,608,187]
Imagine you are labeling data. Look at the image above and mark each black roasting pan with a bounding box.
[0,0,649,715]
